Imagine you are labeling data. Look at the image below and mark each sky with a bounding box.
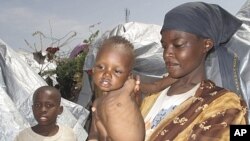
[0,0,247,54]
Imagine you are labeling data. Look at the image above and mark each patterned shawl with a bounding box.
[140,80,247,141]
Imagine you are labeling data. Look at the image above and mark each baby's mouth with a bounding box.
[100,79,111,87]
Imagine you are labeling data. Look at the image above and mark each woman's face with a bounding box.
[161,30,207,79]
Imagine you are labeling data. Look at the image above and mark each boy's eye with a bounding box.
[46,103,54,108]
[34,103,41,108]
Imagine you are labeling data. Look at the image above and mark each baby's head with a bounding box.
[93,36,134,92]
[32,86,63,126]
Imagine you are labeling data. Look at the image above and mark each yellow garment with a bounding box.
[140,80,247,141]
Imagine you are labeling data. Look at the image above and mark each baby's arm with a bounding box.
[87,100,101,141]
[88,98,110,141]
[140,74,177,95]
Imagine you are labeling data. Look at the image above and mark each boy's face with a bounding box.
[93,45,133,92]
[32,90,63,126]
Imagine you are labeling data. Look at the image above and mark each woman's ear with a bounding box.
[204,39,214,53]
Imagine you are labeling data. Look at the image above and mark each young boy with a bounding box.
[88,36,145,141]
[14,86,77,141]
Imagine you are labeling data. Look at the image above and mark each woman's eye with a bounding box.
[174,40,186,48]
[174,43,184,48]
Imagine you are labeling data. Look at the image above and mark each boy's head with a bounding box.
[93,36,135,92]
[32,86,63,126]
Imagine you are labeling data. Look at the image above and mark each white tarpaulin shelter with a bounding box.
[0,39,89,141]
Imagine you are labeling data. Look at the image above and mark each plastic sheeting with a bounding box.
[205,0,250,122]
[230,0,250,122]
[0,39,89,141]
[83,0,250,123]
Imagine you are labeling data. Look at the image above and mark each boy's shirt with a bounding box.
[14,124,77,141]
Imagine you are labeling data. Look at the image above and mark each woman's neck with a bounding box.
[167,66,206,96]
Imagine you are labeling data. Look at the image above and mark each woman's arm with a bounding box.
[140,75,177,95]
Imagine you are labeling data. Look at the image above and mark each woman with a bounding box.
[140,2,248,141]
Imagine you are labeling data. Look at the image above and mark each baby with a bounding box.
[88,36,145,141]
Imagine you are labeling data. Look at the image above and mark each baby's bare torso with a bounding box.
[94,83,145,141]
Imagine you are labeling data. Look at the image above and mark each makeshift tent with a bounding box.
[0,39,89,141]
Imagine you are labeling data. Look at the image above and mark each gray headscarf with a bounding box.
[161,2,243,94]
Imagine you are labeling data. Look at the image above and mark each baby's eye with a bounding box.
[114,70,123,74]
[95,64,104,70]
